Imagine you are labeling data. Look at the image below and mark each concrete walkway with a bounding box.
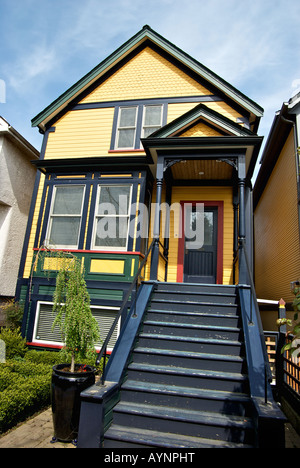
[0,408,75,449]
[0,407,299,448]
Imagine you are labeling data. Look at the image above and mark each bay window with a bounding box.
[46,185,85,248]
[92,185,132,250]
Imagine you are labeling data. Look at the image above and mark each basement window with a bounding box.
[33,301,120,351]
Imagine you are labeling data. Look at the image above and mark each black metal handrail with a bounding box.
[95,239,155,384]
[239,238,273,400]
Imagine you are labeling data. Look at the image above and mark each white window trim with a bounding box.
[45,184,85,249]
[33,301,120,352]
[115,106,138,149]
[91,184,133,251]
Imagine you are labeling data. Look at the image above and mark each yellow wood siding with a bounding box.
[180,122,222,137]
[254,130,300,302]
[79,47,213,104]
[43,47,244,161]
[44,108,115,159]
[23,174,46,278]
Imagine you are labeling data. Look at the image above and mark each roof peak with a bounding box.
[32,26,263,131]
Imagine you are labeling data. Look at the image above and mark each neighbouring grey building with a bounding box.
[0,116,39,313]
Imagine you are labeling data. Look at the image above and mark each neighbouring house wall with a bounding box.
[0,135,37,296]
[254,129,300,303]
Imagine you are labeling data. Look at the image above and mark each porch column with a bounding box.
[150,156,164,280]
[238,154,248,284]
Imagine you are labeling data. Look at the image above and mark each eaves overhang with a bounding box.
[31,155,153,174]
[0,116,39,160]
[253,103,295,208]
[31,25,264,133]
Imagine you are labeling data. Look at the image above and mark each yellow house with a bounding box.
[254,94,300,329]
[16,26,286,447]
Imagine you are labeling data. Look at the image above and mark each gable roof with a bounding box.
[32,25,263,132]
[150,103,254,138]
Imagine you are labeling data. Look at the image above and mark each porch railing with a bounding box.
[238,238,273,403]
[95,239,155,383]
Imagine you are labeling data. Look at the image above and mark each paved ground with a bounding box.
[0,408,75,449]
[0,407,299,448]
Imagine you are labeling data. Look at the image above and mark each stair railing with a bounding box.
[239,238,273,403]
[96,239,155,384]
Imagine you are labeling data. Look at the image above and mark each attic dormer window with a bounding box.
[113,103,164,150]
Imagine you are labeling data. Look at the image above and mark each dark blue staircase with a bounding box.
[103,283,256,448]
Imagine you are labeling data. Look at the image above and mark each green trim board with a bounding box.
[31,25,263,132]
[33,250,144,283]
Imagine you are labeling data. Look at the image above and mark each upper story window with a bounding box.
[113,104,164,150]
[46,185,85,249]
[116,107,138,149]
[141,105,163,138]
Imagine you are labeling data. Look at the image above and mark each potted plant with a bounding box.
[50,254,100,444]
[277,280,300,358]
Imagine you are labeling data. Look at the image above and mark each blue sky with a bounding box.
[1,0,300,167]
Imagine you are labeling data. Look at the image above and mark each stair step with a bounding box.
[155,282,237,296]
[121,379,252,415]
[142,319,242,340]
[112,401,254,442]
[132,346,245,373]
[138,332,243,355]
[104,425,253,448]
[152,290,237,304]
[146,308,240,326]
[127,362,248,392]
[150,298,238,314]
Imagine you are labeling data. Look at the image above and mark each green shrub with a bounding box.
[0,360,52,433]
[25,349,62,366]
[1,300,23,329]
[0,328,27,359]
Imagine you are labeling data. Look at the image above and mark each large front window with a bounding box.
[92,185,132,250]
[46,185,85,248]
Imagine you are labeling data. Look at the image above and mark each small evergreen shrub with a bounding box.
[0,360,52,433]
[0,328,27,359]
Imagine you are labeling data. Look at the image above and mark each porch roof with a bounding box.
[142,135,263,182]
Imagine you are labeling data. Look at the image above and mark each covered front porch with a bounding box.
[143,135,263,287]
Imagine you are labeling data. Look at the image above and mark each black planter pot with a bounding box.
[51,363,95,443]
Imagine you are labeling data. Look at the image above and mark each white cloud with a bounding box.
[7,45,57,93]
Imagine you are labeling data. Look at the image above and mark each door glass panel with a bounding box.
[183,205,218,284]
[203,212,214,246]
